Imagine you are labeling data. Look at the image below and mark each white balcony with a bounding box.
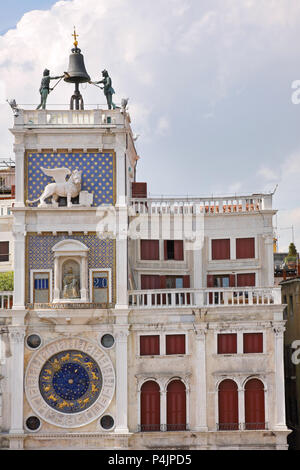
[130,194,273,216]
[128,287,281,309]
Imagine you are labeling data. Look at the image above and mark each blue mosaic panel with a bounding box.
[26,152,115,207]
[27,234,115,303]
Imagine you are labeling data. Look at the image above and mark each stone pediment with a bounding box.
[52,239,89,255]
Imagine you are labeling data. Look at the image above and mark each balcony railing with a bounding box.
[137,424,189,432]
[128,287,281,309]
[130,194,273,216]
[0,292,13,309]
[17,109,126,128]
[217,422,267,431]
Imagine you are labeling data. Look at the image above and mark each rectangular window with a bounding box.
[236,238,255,259]
[166,334,186,355]
[243,333,263,353]
[141,240,159,260]
[140,335,160,356]
[289,295,294,317]
[236,273,256,287]
[213,275,230,287]
[0,241,9,262]
[212,239,230,260]
[33,272,50,303]
[92,271,109,303]
[164,240,184,260]
[218,333,237,354]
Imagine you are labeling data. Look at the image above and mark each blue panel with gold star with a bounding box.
[26,152,115,207]
[39,350,102,414]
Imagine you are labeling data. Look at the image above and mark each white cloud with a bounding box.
[156,116,170,136]
[0,0,300,249]
[257,166,279,182]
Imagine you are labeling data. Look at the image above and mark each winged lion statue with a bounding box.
[26,167,82,207]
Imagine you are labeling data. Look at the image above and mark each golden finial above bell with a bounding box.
[72,27,79,49]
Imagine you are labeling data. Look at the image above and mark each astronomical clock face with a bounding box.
[39,350,102,414]
[25,338,115,428]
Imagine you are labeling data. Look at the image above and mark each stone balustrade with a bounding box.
[130,194,273,215]
[15,108,126,128]
[128,287,281,309]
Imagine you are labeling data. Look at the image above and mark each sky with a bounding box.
[0,0,299,251]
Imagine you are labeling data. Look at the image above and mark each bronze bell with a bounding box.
[64,48,90,84]
[64,29,91,110]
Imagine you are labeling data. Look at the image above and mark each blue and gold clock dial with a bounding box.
[39,350,102,414]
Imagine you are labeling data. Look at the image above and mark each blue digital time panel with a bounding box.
[39,350,102,414]
[26,152,115,207]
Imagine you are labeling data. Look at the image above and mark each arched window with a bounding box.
[245,379,265,430]
[167,380,186,431]
[218,379,239,430]
[140,381,160,432]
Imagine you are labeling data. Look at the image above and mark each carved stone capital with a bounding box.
[272,323,285,337]
[114,327,130,343]
[194,325,208,340]
[8,328,25,344]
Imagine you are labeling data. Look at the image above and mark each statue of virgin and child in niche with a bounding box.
[62,266,80,299]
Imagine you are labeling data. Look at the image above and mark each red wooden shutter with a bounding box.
[236,238,255,259]
[229,274,236,287]
[132,182,147,198]
[245,379,265,430]
[243,333,263,353]
[141,275,160,306]
[167,380,186,431]
[217,334,237,354]
[218,380,239,430]
[207,275,214,304]
[236,273,255,287]
[141,275,160,289]
[141,381,160,431]
[183,276,190,288]
[160,276,166,288]
[140,335,160,355]
[164,241,168,260]
[166,335,185,355]
[174,241,184,260]
[183,275,190,304]
[212,239,230,260]
[141,240,159,260]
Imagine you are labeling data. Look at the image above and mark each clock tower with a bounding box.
[6,48,137,447]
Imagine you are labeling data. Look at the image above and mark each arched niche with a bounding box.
[52,239,89,302]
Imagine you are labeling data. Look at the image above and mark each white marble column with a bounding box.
[8,328,25,434]
[264,234,275,287]
[115,206,128,309]
[12,230,26,309]
[80,255,88,301]
[160,387,167,432]
[114,327,129,433]
[273,323,288,430]
[53,256,60,301]
[194,326,208,431]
